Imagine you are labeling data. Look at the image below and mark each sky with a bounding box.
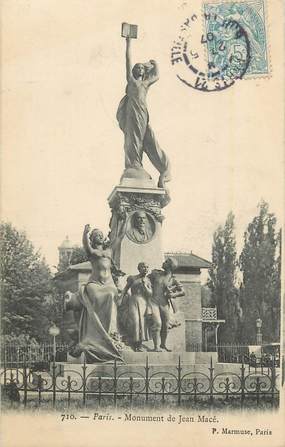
[1,0,284,272]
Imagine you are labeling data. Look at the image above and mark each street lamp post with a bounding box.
[256,318,262,345]
[49,323,60,362]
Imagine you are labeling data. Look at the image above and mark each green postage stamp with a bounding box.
[203,0,270,78]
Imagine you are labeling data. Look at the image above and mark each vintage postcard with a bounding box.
[1,0,284,446]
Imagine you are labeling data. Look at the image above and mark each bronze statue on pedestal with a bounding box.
[117,24,171,188]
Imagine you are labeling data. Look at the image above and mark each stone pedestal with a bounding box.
[108,181,170,275]
[54,351,219,379]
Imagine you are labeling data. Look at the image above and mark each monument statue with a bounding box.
[62,26,180,362]
[148,258,185,352]
[64,226,123,362]
[82,224,112,269]
[119,262,153,351]
[83,224,125,279]
[117,25,171,188]
[107,24,173,274]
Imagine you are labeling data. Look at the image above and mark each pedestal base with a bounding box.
[54,352,219,380]
[108,184,170,275]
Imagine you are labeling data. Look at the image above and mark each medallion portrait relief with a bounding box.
[126,210,156,244]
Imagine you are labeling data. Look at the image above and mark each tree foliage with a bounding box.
[239,201,280,343]
[0,222,60,342]
[207,212,242,342]
[208,201,281,345]
[69,246,88,266]
[57,246,88,272]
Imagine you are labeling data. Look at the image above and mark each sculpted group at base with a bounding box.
[65,224,185,360]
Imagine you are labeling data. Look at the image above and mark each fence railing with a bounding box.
[188,343,280,366]
[1,344,68,367]
[201,307,217,320]
[2,343,280,368]
[0,356,280,409]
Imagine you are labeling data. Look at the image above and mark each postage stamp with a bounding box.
[203,0,270,78]
[171,12,250,92]
[171,0,269,92]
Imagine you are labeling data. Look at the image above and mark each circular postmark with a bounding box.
[126,210,156,245]
[171,12,250,92]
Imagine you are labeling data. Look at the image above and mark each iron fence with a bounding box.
[189,343,280,366]
[189,342,249,361]
[1,344,68,368]
[2,343,280,368]
[1,356,280,409]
